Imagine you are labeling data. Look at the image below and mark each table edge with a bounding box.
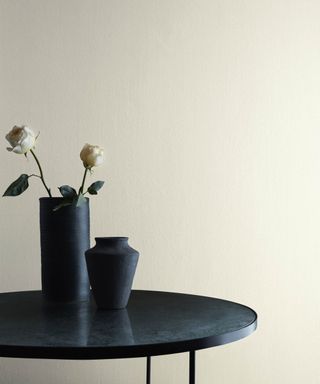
[0,289,258,360]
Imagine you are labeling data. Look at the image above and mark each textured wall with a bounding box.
[1,0,320,383]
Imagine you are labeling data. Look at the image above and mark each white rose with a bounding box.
[80,143,104,168]
[6,126,36,154]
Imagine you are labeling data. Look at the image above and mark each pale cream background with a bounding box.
[0,0,319,383]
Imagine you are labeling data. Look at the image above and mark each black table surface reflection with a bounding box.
[0,290,257,360]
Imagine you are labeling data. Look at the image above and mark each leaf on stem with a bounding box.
[75,193,87,207]
[58,185,77,198]
[3,174,29,197]
[87,180,105,195]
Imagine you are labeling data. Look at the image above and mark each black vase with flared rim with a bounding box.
[39,197,90,303]
[85,237,139,310]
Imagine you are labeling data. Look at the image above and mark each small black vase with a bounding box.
[39,197,90,303]
[85,237,139,309]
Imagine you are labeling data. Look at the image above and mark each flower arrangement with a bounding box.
[3,125,104,209]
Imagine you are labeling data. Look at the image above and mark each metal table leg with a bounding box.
[189,351,195,384]
[146,356,151,384]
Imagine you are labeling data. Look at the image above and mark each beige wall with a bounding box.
[1,0,319,383]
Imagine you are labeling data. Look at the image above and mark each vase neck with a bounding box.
[95,237,129,247]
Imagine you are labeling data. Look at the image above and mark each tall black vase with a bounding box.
[39,197,90,303]
[85,237,139,309]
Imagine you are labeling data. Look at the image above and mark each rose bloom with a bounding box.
[80,143,104,168]
[6,126,36,154]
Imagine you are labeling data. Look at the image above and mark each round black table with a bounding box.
[0,290,257,383]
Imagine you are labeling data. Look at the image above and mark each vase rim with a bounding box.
[95,237,129,241]
[39,197,89,201]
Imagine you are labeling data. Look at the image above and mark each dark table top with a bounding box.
[0,290,257,360]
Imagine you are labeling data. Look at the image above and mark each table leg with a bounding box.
[189,351,196,384]
[146,356,151,384]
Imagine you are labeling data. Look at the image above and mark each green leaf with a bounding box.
[87,181,105,195]
[75,193,87,207]
[53,202,72,212]
[3,174,29,197]
[58,185,77,198]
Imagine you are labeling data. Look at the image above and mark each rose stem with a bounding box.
[30,149,52,197]
[79,168,89,195]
